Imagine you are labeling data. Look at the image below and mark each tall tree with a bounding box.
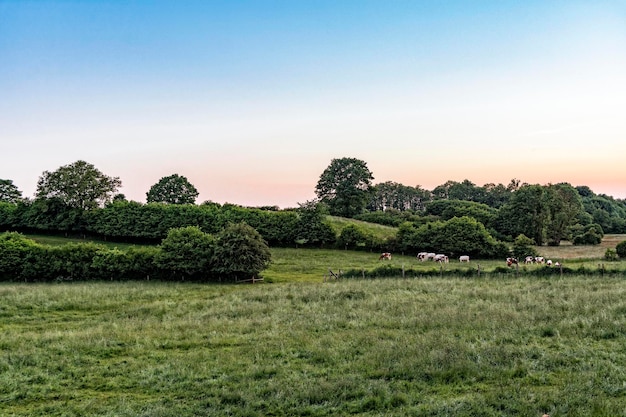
[315,157,374,217]
[494,184,547,245]
[0,179,22,203]
[35,160,121,210]
[544,183,583,246]
[146,174,199,204]
[368,181,430,211]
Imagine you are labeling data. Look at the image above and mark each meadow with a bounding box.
[1,234,625,416]
[1,277,625,416]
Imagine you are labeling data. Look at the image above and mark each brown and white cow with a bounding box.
[379,252,392,260]
[506,257,519,267]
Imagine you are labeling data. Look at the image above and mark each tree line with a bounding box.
[2,158,626,259]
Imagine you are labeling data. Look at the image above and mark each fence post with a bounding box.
[477,264,480,278]
[402,264,405,279]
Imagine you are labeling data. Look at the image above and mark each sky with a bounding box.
[2,0,626,208]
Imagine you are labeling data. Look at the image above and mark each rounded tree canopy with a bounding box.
[35,160,121,210]
[146,174,199,205]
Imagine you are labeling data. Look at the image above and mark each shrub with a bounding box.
[0,232,42,281]
[616,240,626,258]
[511,234,538,260]
[212,222,272,281]
[155,226,216,281]
[604,248,618,261]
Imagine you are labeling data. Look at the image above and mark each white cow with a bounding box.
[426,252,436,261]
[546,259,553,266]
[417,252,428,261]
[434,254,449,263]
[535,256,545,264]
[524,256,534,264]
[459,255,470,262]
[379,252,392,260]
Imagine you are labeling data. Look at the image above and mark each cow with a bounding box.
[524,256,534,264]
[379,252,392,260]
[506,257,519,267]
[417,252,428,261]
[459,255,470,262]
[426,252,436,261]
[546,259,553,266]
[535,256,545,264]
[434,254,449,263]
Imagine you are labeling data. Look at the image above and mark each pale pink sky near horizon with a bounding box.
[2,1,625,207]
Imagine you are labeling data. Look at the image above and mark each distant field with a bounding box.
[20,233,626,283]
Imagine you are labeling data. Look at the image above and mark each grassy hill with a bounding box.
[326,215,397,241]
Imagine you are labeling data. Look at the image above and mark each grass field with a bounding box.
[1,277,624,416]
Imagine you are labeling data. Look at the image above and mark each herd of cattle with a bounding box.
[378,252,561,267]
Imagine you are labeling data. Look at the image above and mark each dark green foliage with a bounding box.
[0,202,17,230]
[494,184,547,245]
[35,160,121,210]
[292,201,336,247]
[616,240,626,258]
[0,179,22,203]
[212,222,272,281]
[0,232,42,280]
[315,157,374,217]
[544,183,583,246]
[571,223,604,245]
[396,216,504,258]
[156,226,216,281]
[425,199,496,227]
[511,234,538,260]
[354,209,425,227]
[146,174,199,204]
[578,189,626,233]
[12,198,85,233]
[337,224,369,250]
[367,181,430,211]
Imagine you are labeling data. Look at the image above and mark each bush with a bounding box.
[511,234,538,260]
[604,248,618,261]
[212,222,272,281]
[156,226,216,281]
[0,232,42,281]
[616,240,626,258]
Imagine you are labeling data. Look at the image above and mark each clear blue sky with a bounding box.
[2,0,625,207]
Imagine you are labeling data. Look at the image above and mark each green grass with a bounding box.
[327,215,398,240]
[25,234,142,251]
[1,278,625,416]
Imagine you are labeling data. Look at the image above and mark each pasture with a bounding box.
[1,233,625,416]
[1,277,625,416]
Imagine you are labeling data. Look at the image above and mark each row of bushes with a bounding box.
[0,200,337,247]
[0,224,271,282]
[341,264,626,279]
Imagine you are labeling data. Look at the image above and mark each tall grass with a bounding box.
[1,277,624,416]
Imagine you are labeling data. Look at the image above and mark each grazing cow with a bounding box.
[524,256,534,264]
[426,252,436,261]
[546,259,553,266]
[417,252,428,261]
[379,252,392,260]
[555,261,561,267]
[506,257,519,267]
[535,256,545,264]
[459,255,470,262]
[434,254,449,263]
